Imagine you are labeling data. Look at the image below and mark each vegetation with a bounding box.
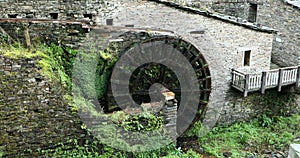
[110,110,163,132]
[0,42,76,90]
[37,139,202,158]
[0,37,118,99]
[33,114,299,157]
[196,114,300,157]
[72,41,119,102]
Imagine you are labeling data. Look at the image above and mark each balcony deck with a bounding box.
[231,66,300,97]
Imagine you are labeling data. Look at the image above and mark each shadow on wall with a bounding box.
[220,87,300,126]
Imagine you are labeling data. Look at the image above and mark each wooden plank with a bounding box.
[231,69,235,85]
[261,71,267,94]
[232,85,245,92]
[162,92,175,101]
[278,69,283,92]
[244,74,250,97]
[296,66,300,87]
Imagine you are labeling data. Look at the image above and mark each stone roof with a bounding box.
[148,0,277,33]
[285,0,300,9]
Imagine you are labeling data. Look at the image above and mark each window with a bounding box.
[50,13,58,19]
[106,19,113,26]
[243,50,251,66]
[83,14,92,20]
[8,14,18,18]
[248,3,257,22]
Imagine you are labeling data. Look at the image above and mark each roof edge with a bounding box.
[148,0,277,34]
[284,0,300,9]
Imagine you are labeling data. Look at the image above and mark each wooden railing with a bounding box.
[232,66,300,97]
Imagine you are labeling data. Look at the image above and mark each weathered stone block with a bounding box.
[11,65,21,71]
[288,144,300,158]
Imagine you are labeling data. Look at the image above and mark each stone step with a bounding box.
[288,144,300,158]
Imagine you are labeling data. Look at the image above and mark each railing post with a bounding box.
[261,71,267,94]
[231,69,235,85]
[296,66,300,87]
[244,74,249,97]
[278,68,283,92]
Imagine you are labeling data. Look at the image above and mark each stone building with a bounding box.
[0,1,300,154]
[257,0,300,67]
[182,0,300,67]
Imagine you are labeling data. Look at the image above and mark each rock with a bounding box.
[12,65,21,71]
[275,153,284,158]
[262,149,272,154]
[223,152,232,157]
[294,138,300,142]
[68,29,80,34]
[247,154,255,158]
[288,144,300,158]
[262,154,270,158]
[275,151,285,158]
[198,147,204,153]
[28,78,36,83]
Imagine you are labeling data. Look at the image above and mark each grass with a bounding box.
[197,114,300,157]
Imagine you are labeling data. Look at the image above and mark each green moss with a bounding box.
[109,110,163,132]
[1,45,44,59]
[1,43,76,89]
[72,94,105,118]
[72,42,119,101]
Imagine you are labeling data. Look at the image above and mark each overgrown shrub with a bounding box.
[72,42,118,101]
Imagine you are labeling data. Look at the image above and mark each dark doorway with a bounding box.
[244,50,251,66]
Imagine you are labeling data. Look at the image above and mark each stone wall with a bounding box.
[0,55,86,157]
[0,0,115,22]
[218,89,300,125]
[190,0,257,20]
[0,20,88,48]
[161,0,251,18]
[256,0,300,67]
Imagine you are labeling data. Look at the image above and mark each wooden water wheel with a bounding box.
[105,32,211,134]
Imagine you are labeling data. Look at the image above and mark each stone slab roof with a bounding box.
[285,0,300,9]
